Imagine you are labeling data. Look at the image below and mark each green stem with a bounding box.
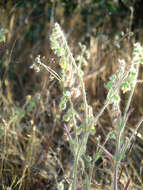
[69,98,78,144]
[72,131,90,189]
[72,101,109,190]
[60,29,89,190]
[113,63,140,190]
[123,63,139,119]
[119,63,139,149]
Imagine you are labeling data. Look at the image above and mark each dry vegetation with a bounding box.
[0,1,143,190]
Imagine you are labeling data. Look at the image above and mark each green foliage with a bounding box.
[0,28,8,42]
[26,100,36,112]
[48,23,143,190]
[0,1,143,189]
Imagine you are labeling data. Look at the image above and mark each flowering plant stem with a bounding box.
[113,63,140,190]
[72,101,109,190]
[32,23,143,190]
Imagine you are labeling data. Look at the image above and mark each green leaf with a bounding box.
[109,74,116,81]
[63,114,70,122]
[108,3,117,13]
[0,35,5,42]
[93,151,102,162]
[119,151,126,161]
[85,155,92,163]
[105,81,113,90]
[114,95,120,101]
[59,96,67,110]
[122,81,130,89]
[76,124,84,135]
[0,28,8,34]
[108,131,116,140]
[27,101,36,112]
[82,58,88,66]
[59,102,67,110]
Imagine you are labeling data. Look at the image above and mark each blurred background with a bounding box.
[0,0,143,189]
